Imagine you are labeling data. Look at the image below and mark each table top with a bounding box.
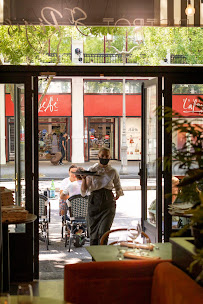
[86,242,172,261]
[9,296,67,304]
[2,213,37,225]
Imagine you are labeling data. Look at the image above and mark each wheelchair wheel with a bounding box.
[74,235,86,248]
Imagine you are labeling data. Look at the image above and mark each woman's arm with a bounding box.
[60,189,69,200]
[113,170,124,200]
[60,184,70,200]
[81,176,91,196]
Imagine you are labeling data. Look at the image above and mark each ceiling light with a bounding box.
[185,0,195,16]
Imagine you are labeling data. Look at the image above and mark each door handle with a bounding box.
[15,172,18,193]
[138,162,142,186]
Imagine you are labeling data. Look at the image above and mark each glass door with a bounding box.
[164,79,203,241]
[0,84,25,206]
[141,78,162,243]
[14,85,25,206]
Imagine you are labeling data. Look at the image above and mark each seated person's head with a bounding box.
[69,165,77,182]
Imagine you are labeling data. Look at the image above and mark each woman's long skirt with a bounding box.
[88,188,116,245]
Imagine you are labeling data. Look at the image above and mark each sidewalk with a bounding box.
[0,160,141,181]
[0,160,155,280]
[39,186,143,280]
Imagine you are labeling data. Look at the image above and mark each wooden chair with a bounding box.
[100,228,151,245]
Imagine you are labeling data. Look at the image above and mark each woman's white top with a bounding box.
[81,163,124,198]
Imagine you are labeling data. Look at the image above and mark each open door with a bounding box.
[141,78,162,243]
[14,84,25,206]
[0,78,36,291]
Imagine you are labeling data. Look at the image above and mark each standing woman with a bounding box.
[81,147,124,245]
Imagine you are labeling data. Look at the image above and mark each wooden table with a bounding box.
[2,214,37,292]
[86,242,172,261]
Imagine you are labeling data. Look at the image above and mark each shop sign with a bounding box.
[38,94,71,116]
[5,94,71,117]
[173,95,203,117]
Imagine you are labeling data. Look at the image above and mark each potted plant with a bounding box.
[163,98,203,284]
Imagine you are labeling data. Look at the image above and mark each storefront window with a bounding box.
[38,118,68,161]
[84,80,141,94]
[172,84,203,177]
[38,79,71,94]
[89,118,115,159]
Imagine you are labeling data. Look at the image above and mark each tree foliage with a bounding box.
[0,25,203,65]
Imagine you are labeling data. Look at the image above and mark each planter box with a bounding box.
[170,237,201,282]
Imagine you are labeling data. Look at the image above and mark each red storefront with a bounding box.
[5,92,71,161]
[5,90,203,162]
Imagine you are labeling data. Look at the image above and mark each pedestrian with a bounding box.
[59,165,77,216]
[59,132,68,165]
[81,147,124,245]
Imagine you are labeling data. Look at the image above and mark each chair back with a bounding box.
[100,228,151,245]
[39,194,49,219]
[68,194,88,219]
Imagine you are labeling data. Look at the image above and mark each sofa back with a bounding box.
[64,260,165,304]
[151,262,203,304]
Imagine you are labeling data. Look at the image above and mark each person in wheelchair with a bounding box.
[60,167,85,236]
[59,164,77,218]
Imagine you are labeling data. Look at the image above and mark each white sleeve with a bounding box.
[113,170,124,197]
[63,184,70,196]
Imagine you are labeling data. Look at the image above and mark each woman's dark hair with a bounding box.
[75,167,84,180]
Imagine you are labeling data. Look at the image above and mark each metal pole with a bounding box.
[119,78,128,174]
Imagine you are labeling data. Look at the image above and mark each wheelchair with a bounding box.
[39,194,50,250]
[62,194,88,251]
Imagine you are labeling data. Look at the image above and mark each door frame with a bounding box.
[141,77,162,243]
[164,75,203,241]
[0,76,35,283]
[0,66,203,279]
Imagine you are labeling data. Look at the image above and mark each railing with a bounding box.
[83,53,135,64]
[170,55,187,64]
[3,53,201,65]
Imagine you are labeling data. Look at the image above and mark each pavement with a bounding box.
[0,160,141,181]
[38,184,144,280]
[0,160,155,280]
